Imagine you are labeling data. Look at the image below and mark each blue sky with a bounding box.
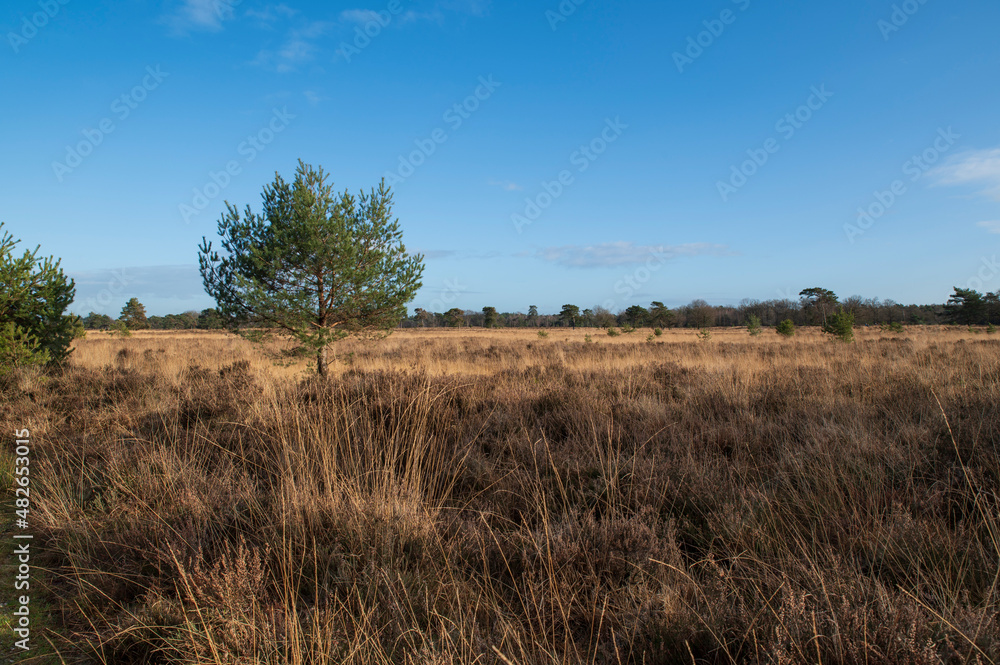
[3,0,1000,316]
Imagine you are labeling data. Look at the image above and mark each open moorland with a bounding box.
[3,327,999,664]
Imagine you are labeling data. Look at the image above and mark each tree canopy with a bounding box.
[119,298,149,330]
[945,287,987,325]
[199,161,424,375]
[800,287,839,326]
[482,306,498,328]
[622,305,649,327]
[648,301,675,329]
[559,304,581,328]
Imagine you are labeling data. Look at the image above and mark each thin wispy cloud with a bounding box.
[527,242,732,269]
[69,265,207,314]
[252,21,333,72]
[439,0,491,17]
[417,249,502,261]
[419,250,458,260]
[245,4,298,27]
[245,2,488,71]
[71,265,205,298]
[932,148,1000,200]
[163,0,239,34]
[488,179,522,191]
[340,9,387,24]
[338,7,432,29]
[338,0,491,25]
[978,221,1000,234]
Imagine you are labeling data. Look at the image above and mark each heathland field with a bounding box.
[3,327,999,664]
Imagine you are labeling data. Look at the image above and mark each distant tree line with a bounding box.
[403,287,999,329]
[80,287,1000,333]
[81,300,226,331]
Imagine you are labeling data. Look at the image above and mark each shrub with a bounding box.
[621,324,636,334]
[0,222,77,369]
[537,330,548,338]
[823,308,855,343]
[697,328,711,341]
[653,328,663,337]
[776,319,795,337]
[881,321,904,333]
[988,323,997,334]
[746,315,762,337]
[71,316,86,340]
[0,322,49,373]
[109,321,133,338]
[607,328,620,337]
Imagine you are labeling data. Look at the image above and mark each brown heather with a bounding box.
[2,327,999,664]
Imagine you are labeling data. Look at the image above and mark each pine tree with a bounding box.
[0,222,77,369]
[199,161,424,375]
[482,306,498,328]
[119,298,149,330]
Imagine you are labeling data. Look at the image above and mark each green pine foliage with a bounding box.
[823,308,855,343]
[199,161,425,375]
[0,321,49,372]
[109,320,133,338]
[119,298,149,330]
[0,222,77,370]
[482,306,498,328]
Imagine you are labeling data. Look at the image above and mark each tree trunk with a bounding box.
[317,346,328,376]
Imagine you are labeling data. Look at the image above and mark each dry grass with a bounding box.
[3,327,999,664]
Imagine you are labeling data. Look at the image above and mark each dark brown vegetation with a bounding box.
[3,328,999,664]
